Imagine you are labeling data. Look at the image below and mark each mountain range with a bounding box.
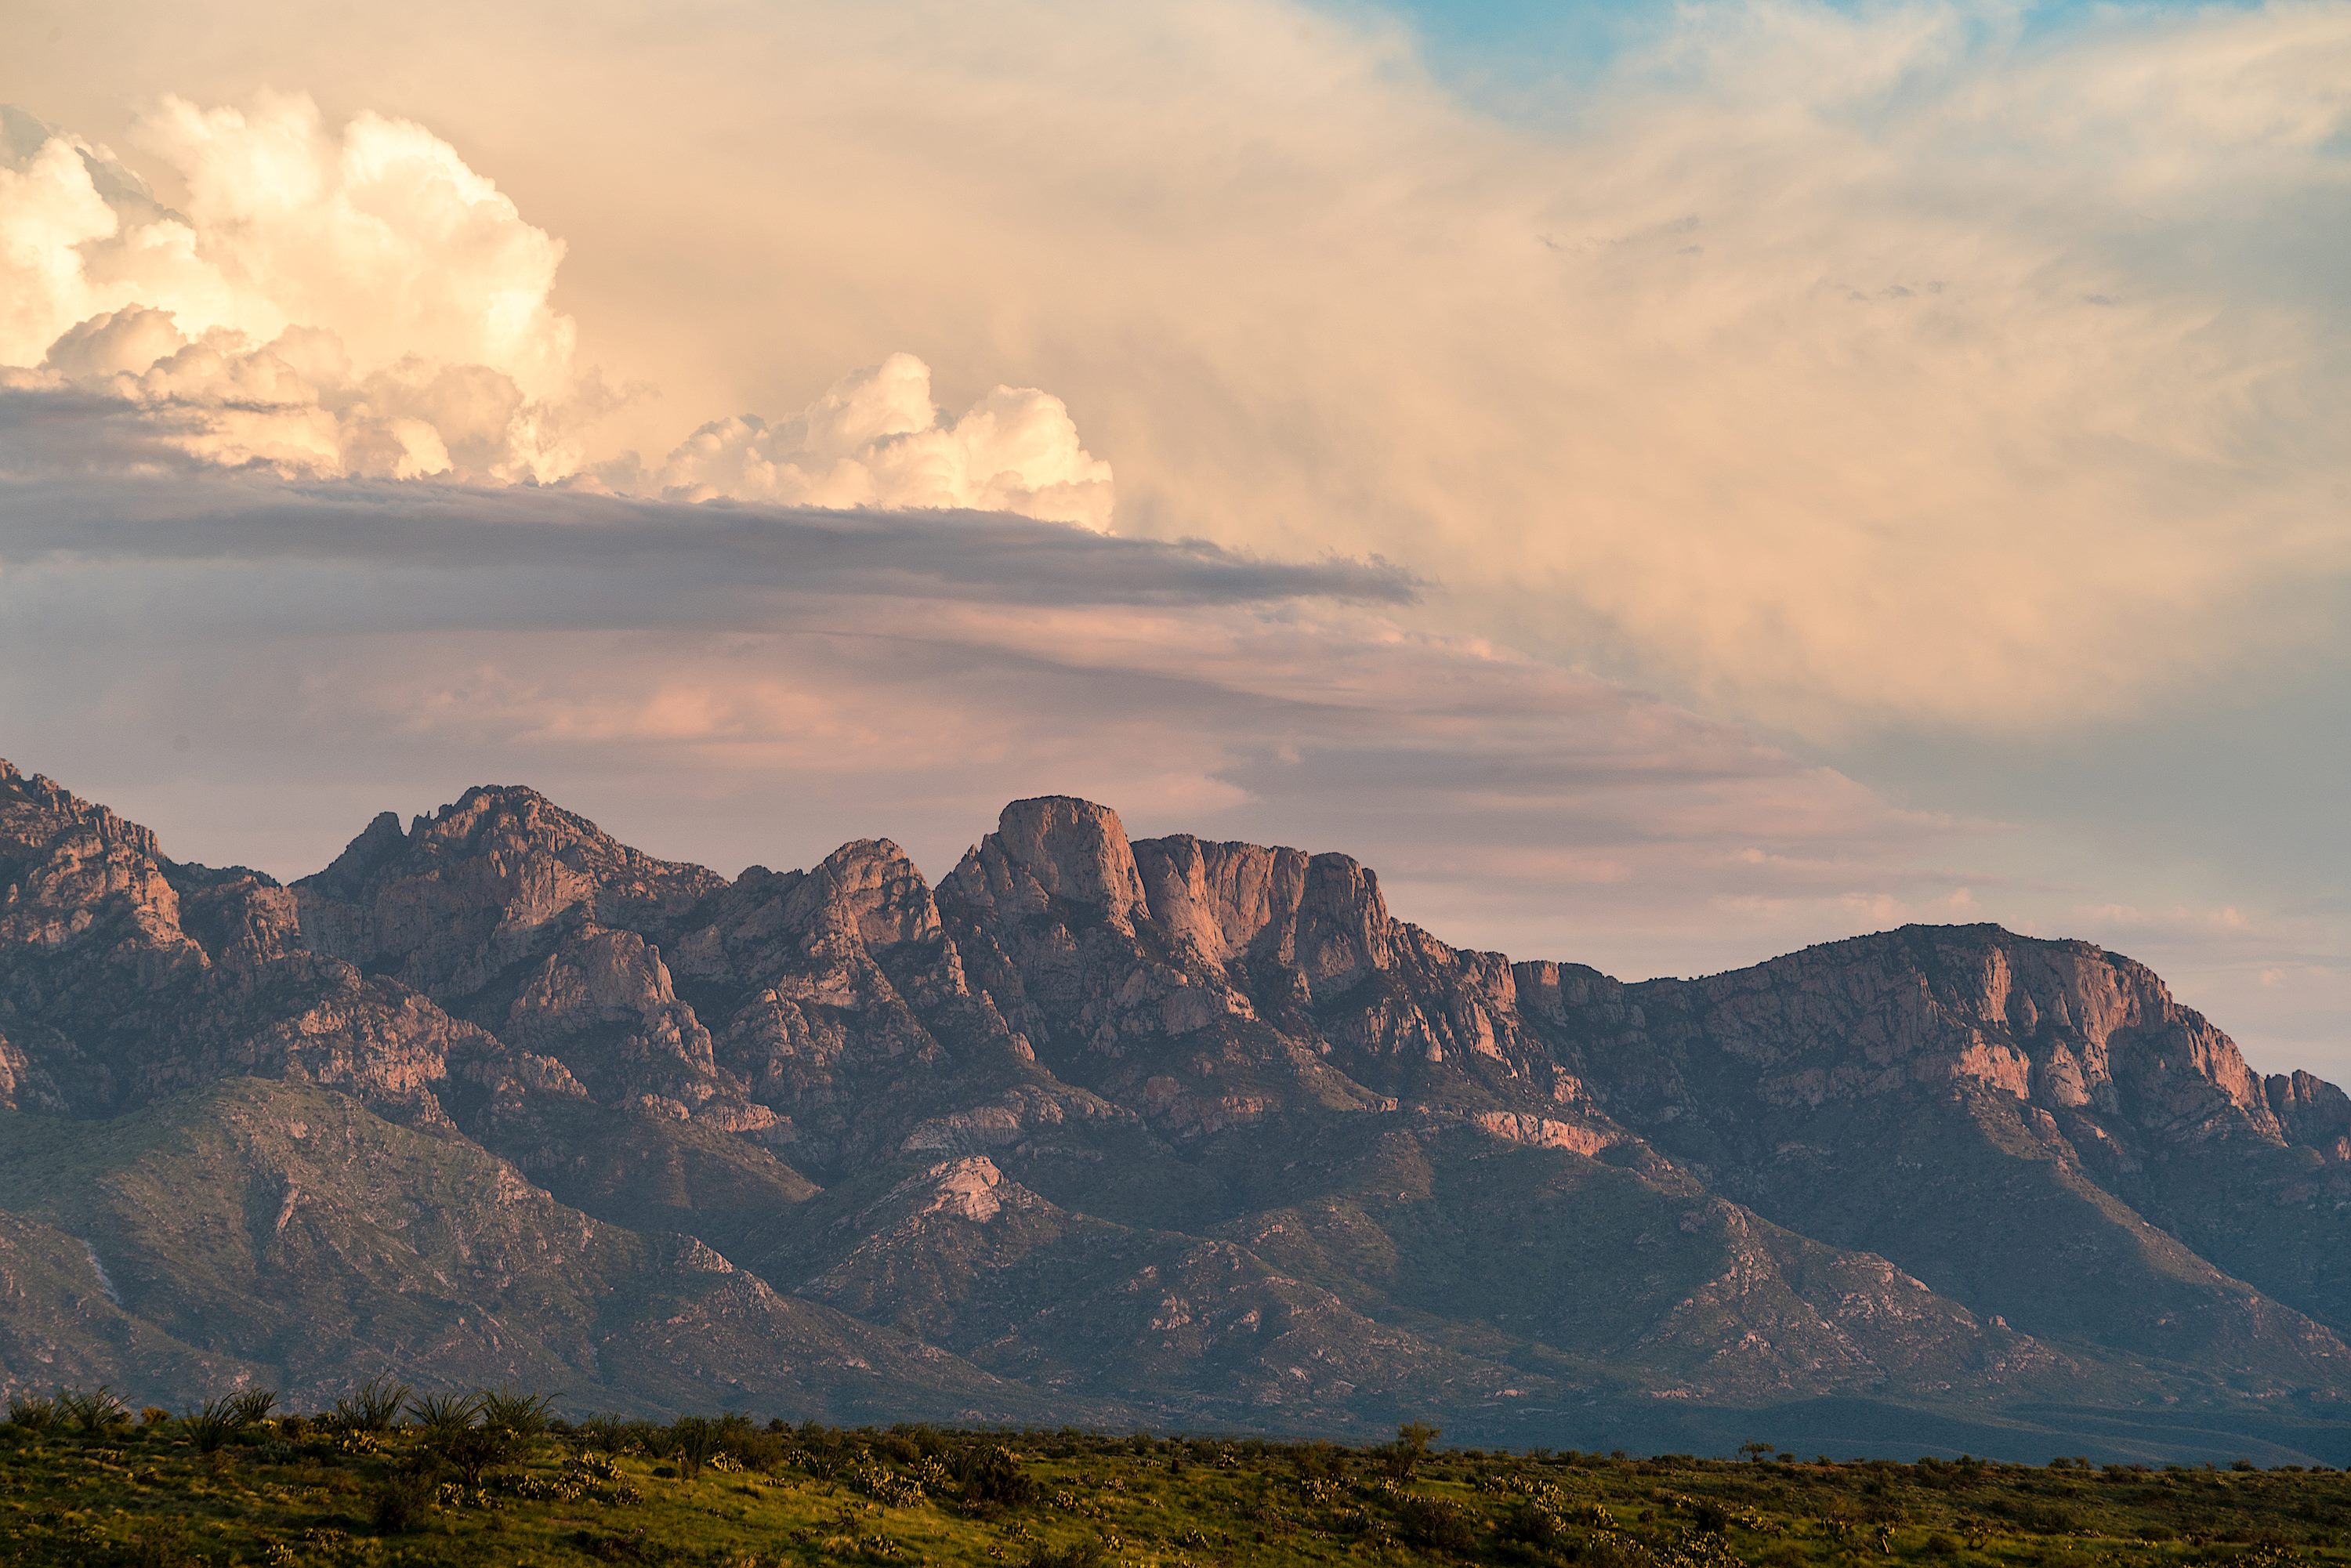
[2,756,2348,1464]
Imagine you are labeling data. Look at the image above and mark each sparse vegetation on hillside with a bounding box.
[2,1390,2347,1566]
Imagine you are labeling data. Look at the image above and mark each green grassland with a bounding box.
[2,1387,2347,1568]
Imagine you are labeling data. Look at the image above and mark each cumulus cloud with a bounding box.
[0,96,583,481]
[649,353,1112,530]
[0,97,1114,520]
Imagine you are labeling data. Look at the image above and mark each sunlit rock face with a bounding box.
[4,755,2351,1455]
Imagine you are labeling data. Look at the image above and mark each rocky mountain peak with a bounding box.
[1128,835,1403,991]
[1644,923,2286,1150]
[0,758,163,866]
[292,785,726,997]
[301,810,407,902]
[798,838,943,953]
[944,796,1149,932]
[1128,835,1311,966]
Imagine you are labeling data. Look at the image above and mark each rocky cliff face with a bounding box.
[2,763,2346,1458]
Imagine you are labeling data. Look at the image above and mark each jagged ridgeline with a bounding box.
[2,758,2349,1463]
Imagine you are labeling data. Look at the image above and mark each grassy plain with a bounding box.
[1,1393,2345,1567]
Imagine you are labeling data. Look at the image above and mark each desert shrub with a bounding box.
[957,1444,1037,1512]
[433,1424,516,1487]
[432,1414,521,1487]
[792,1425,849,1480]
[1017,1542,1105,1568]
[1396,1493,1476,1553]
[1384,1421,1440,1481]
[139,1407,171,1426]
[331,1375,408,1433]
[669,1415,721,1481]
[1499,1501,1568,1550]
[1291,1439,1345,1480]
[1583,1531,1665,1568]
[714,1413,784,1472]
[371,1472,437,1534]
[1993,1497,2086,1534]
[569,1450,622,1481]
[849,1457,926,1506]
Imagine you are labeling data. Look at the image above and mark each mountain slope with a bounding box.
[0,1077,1074,1421]
[2,757,2346,1457]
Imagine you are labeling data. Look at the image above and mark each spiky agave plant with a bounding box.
[228,1389,277,1427]
[183,1389,277,1454]
[475,1388,553,1439]
[331,1374,410,1433]
[5,1393,60,1432]
[403,1390,481,1438]
[574,1412,630,1455]
[56,1386,132,1436]
[406,1390,528,1488]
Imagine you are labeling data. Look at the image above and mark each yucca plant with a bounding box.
[5,1393,60,1431]
[57,1386,132,1435]
[183,1389,277,1454]
[332,1374,409,1433]
[574,1412,629,1454]
[404,1390,481,1438]
[402,1390,537,1487]
[476,1388,552,1439]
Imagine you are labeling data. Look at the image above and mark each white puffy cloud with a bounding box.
[652,352,1112,530]
[0,97,1114,520]
[0,96,581,481]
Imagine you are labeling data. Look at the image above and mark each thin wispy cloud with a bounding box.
[0,465,1966,987]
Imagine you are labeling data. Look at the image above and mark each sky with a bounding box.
[0,0,2344,1076]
